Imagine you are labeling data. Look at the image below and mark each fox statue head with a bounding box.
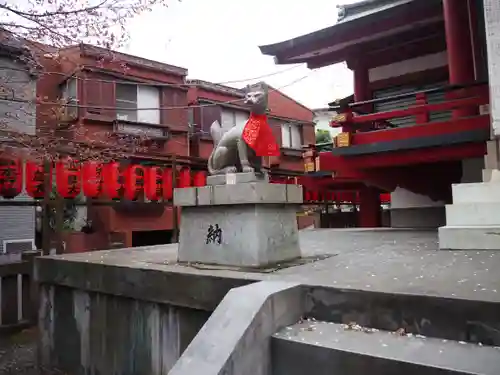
[243,82,268,115]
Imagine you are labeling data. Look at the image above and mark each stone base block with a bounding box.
[206,171,268,186]
[451,180,500,204]
[441,178,500,250]
[178,204,301,267]
[174,182,303,207]
[439,225,500,250]
[445,202,500,226]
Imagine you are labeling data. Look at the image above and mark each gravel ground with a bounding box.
[0,328,66,375]
[0,328,39,375]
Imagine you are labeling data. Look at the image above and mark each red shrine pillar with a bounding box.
[344,61,371,132]
[358,186,381,228]
[353,65,370,103]
[443,0,476,118]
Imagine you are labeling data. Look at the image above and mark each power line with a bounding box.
[0,70,317,111]
[0,63,304,88]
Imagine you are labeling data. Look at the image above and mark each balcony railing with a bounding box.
[328,81,489,137]
[303,82,490,173]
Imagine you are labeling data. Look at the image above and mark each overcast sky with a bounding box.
[125,0,362,111]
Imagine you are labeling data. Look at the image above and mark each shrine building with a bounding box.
[260,0,490,234]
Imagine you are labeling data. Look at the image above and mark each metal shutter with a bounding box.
[373,86,416,127]
[421,82,452,123]
[373,81,451,127]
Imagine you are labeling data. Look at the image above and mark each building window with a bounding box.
[281,123,302,149]
[62,77,78,118]
[187,107,194,127]
[221,108,249,131]
[116,83,160,124]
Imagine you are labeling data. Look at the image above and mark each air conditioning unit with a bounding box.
[3,239,36,254]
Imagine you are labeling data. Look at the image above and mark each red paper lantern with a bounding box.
[311,190,319,202]
[101,162,121,199]
[0,158,22,198]
[26,161,50,198]
[192,171,206,187]
[326,191,335,202]
[145,166,162,201]
[56,159,81,198]
[82,161,101,198]
[304,189,312,202]
[123,164,145,200]
[162,168,173,200]
[178,167,191,188]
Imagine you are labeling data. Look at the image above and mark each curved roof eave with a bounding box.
[259,0,424,61]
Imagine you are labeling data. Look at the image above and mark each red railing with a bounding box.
[329,82,489,133]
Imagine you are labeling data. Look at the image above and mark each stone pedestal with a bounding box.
[174,173,303,267]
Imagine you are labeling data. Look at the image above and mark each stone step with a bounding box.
[452,181,500,204]
[445,202,500,226]
[306,286,500,347]
[439,225,500,250]
[272,321,500,375]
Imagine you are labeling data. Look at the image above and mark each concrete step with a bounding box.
[452,181,500,204]
[439,225,500,250]
[272,320,500,375]
[445,203,500,226]
[306,285,500,348]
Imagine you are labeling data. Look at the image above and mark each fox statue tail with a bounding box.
[207,120,224,175]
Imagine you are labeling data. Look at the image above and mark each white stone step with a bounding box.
[452,181,500,204]
[439,225,500,250]
[446,202,500,226]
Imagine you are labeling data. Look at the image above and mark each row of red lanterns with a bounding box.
[0,158,207,200]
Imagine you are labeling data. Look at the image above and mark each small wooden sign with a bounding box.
[305,162,315,172]
[336,132,351,147]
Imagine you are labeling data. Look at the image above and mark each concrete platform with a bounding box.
[38,228,500,303]
[35,228,500,374]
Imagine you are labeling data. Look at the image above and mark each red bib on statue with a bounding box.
[242,113,280,157]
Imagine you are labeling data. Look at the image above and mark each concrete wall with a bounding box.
[39,284,210,374]
[461,157,485,183]
[390,187,446,228]
[35,251,257,374]
[390,158,485,229]
[0,56,36,253]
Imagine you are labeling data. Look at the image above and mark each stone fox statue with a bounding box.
[207,84,280,175]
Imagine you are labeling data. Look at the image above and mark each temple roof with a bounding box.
[338,0,414,22]
[259,0,442,68]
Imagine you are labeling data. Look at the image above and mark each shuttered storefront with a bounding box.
[373,82,451,127]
